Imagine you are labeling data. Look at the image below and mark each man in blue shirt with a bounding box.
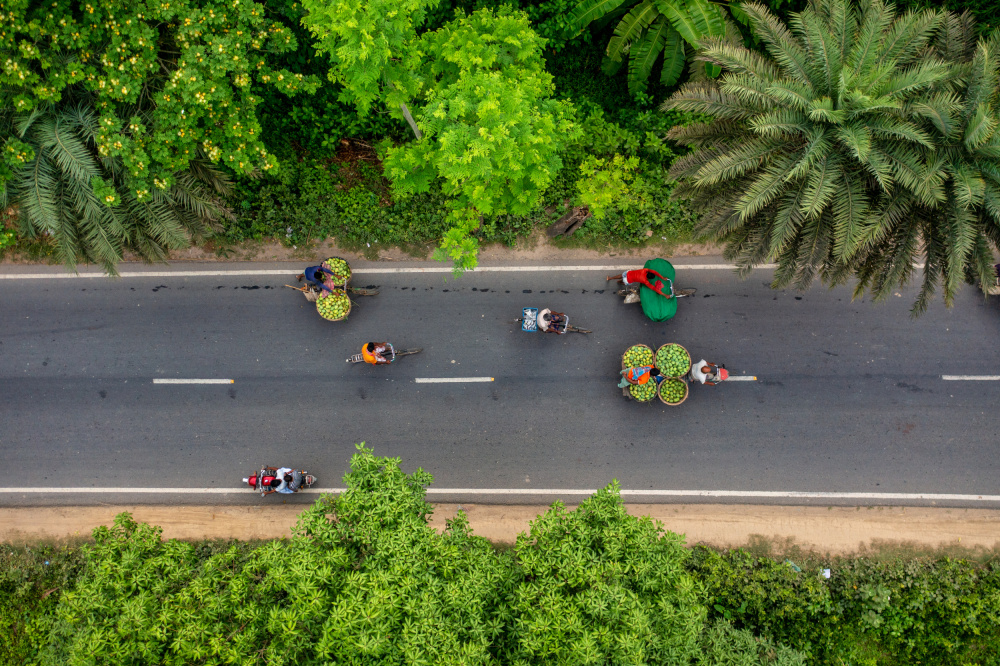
[298,265,336,293]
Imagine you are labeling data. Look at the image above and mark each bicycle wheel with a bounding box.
[394,348,423,356]
[675,288,697,297]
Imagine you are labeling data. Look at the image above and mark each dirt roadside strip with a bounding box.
[3,504,999,555]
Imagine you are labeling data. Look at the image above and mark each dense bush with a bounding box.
[4,445,1000,665]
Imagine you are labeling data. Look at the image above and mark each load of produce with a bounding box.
[622,344,654,368]
[321,256,351,283]
[629,381,657,402]
[655,344,691,377]
[316,289,351,321]
[659,378,688,405]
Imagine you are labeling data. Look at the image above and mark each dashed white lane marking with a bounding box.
[942,375,1000,381]
[0,488,997,502]
[415,377,495,383]
[724,376,758,381]
[0,264,775,279]
[153,378,234,384]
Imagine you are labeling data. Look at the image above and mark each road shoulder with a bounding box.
[3,504,999,556]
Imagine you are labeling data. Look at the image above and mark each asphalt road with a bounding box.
[2,260,999,507]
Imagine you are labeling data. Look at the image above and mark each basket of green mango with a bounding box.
[621,344,654,370]
[316,289,352,321]
[655,343,691,378]
[628,380,657,402]
[658,378,689,405]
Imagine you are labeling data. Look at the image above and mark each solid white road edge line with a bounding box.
[724,376,758,381]
[1,488,999,501]
[942,375,1000,381]
[152,378,234,384]
[0,264,776,279]
[415,377,495,383]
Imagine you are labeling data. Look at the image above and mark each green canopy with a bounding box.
[639,258,678,321]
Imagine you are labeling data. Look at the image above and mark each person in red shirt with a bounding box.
[606,268,673,298]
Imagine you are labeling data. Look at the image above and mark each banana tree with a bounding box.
[570,0,733,92]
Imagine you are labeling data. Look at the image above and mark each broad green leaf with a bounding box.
[607,0,661,62]
[629,16,672,93]
[660,25,686,86]
[569,0,632,31]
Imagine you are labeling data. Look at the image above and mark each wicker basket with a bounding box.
[321,256,352,286]
[628,381,657,403]
[621,343,654,370]
[655,343,692,378]
[658,378,689,406]
[315,289,352,321]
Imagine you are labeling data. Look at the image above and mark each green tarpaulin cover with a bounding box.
[639,258,678,322]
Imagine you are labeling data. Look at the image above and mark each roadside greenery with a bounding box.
[3,444,1000,665]
[0,0,319,272]
[4,0,1000,309]
[664,0,1000,312]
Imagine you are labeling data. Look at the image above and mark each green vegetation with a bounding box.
[3,445,1000,664]
[0,0,319,272]
[664,0,1000,313]
[4,0,1000,309]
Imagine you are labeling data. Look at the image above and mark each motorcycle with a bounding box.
[516,307,591,334]
[346,343,423,364]
[244,467,317,496]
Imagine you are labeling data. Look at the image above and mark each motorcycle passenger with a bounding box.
[606,268,672,298]
[271,467,294,493]
[362,342,394,365]
[536,308,566,333]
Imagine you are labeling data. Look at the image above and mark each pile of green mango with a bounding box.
[659,378,688,404]
[629,381,657,401]
[655,344,691,377]
[316,289,350,320]
[622,344,653,367]
[322,256,351,282]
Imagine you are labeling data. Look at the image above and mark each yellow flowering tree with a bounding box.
[0,0,318,272]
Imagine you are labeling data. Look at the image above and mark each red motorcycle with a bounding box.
[243,466,317,496]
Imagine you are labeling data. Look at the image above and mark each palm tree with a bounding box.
[849,12,1000,311]
[2,102,232,275]
[664,0,1000,312]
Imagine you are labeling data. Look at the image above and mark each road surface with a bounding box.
[1,260,998,506]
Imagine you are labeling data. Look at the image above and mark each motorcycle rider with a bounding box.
[361,342,394,365]
[689,360,728,385]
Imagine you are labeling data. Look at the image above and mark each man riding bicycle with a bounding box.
[361,342,394,365]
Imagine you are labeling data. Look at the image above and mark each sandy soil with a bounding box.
[4,504,999,556]
[1,230,724,267]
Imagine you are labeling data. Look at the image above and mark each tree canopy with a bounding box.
[0,0,318,271]
[664,0,1000,312]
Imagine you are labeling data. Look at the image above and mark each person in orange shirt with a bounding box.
[361,342,394,365]
[618,365,658,388]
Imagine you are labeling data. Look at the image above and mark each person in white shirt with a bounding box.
[689,360,726,385]
[536,308,566,333]
[274,467,294,494]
